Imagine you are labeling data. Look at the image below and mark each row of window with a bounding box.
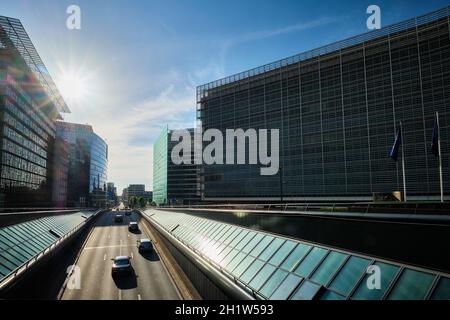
[2,151,46,176]
[2,137,46,168]
[3,125,47,159]
[4,81,55,138]
[0,164,45,186]
[3,110,47,149]
[0,178,40,191]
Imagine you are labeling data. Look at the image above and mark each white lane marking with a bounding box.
[84,245,135,250]
[131,252,133,259]
[108,234,111,239]
[137,294,141,300]
[103,253,107,261]
[128,234,130,238]
[118,290,122,300]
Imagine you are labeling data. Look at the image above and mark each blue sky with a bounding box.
[1,0,448,192]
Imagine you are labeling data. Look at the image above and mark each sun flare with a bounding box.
[59,73,87,102]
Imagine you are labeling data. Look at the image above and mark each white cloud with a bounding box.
[92,83,197,192]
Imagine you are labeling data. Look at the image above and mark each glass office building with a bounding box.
[197,7,450,201]
[153,126,200,205]
[0,16,69,207]
[52,137,69,207]
[56,122,108,207]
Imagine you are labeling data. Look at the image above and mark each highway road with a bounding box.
[61,210,181,300]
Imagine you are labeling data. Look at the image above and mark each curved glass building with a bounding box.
[55,122,108,207]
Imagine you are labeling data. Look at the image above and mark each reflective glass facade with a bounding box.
[0,16,68,207]
[146,209,450,300]
[153,126,200,205]
[56,122,108,207]
[197,7,450,201]
[153,126,168,205]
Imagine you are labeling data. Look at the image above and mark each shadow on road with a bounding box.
[140,251,160,262]
[112,269,138,290]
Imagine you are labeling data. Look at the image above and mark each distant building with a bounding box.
[127,184,152,205]
[143,191,153,202]
[52,137,69,207]
[0,16,70,207]
[106,182,118,206]
[153,126,200,205]
[56,121,108,207]
[128,184,145,197]
[122,188,128,204]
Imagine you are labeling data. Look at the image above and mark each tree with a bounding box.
[129,196,137,208]
[138,197,146,208]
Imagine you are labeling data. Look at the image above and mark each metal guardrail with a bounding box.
[0,209,86,216]
[0,209,103,291]
[152,201,450,216]
[0,207,97,212]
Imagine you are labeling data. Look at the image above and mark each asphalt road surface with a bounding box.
[61,210,181,300]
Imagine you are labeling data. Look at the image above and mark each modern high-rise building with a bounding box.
[106,182,118,206]
[55,121,108,207]
[128,184,145,197]
[143,191,153,203]
[127,184,152,205]
[153,126,200,205]
[197,7,450,202]
[0,16,70,207]
[52,137,69,207]
[121,188,128,204]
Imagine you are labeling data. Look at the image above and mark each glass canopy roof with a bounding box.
[145,209,450,300]
[0,210,95,283]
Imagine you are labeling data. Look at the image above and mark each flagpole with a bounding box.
[400,122,407,202]
[437,111,444,203]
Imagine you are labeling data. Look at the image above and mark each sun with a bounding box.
[57,71,89,103]
[59,74,87,101]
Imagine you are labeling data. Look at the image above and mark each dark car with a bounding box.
[128,222,139,231]
[114,214,123,222]
[125,210,131,216]
[137,239,153,253]
[111,256,132,275]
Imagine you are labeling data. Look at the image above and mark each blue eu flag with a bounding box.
[389,126,402,161]
[431,116,439,157]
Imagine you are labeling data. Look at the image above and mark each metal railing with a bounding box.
[152,201,450,216]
